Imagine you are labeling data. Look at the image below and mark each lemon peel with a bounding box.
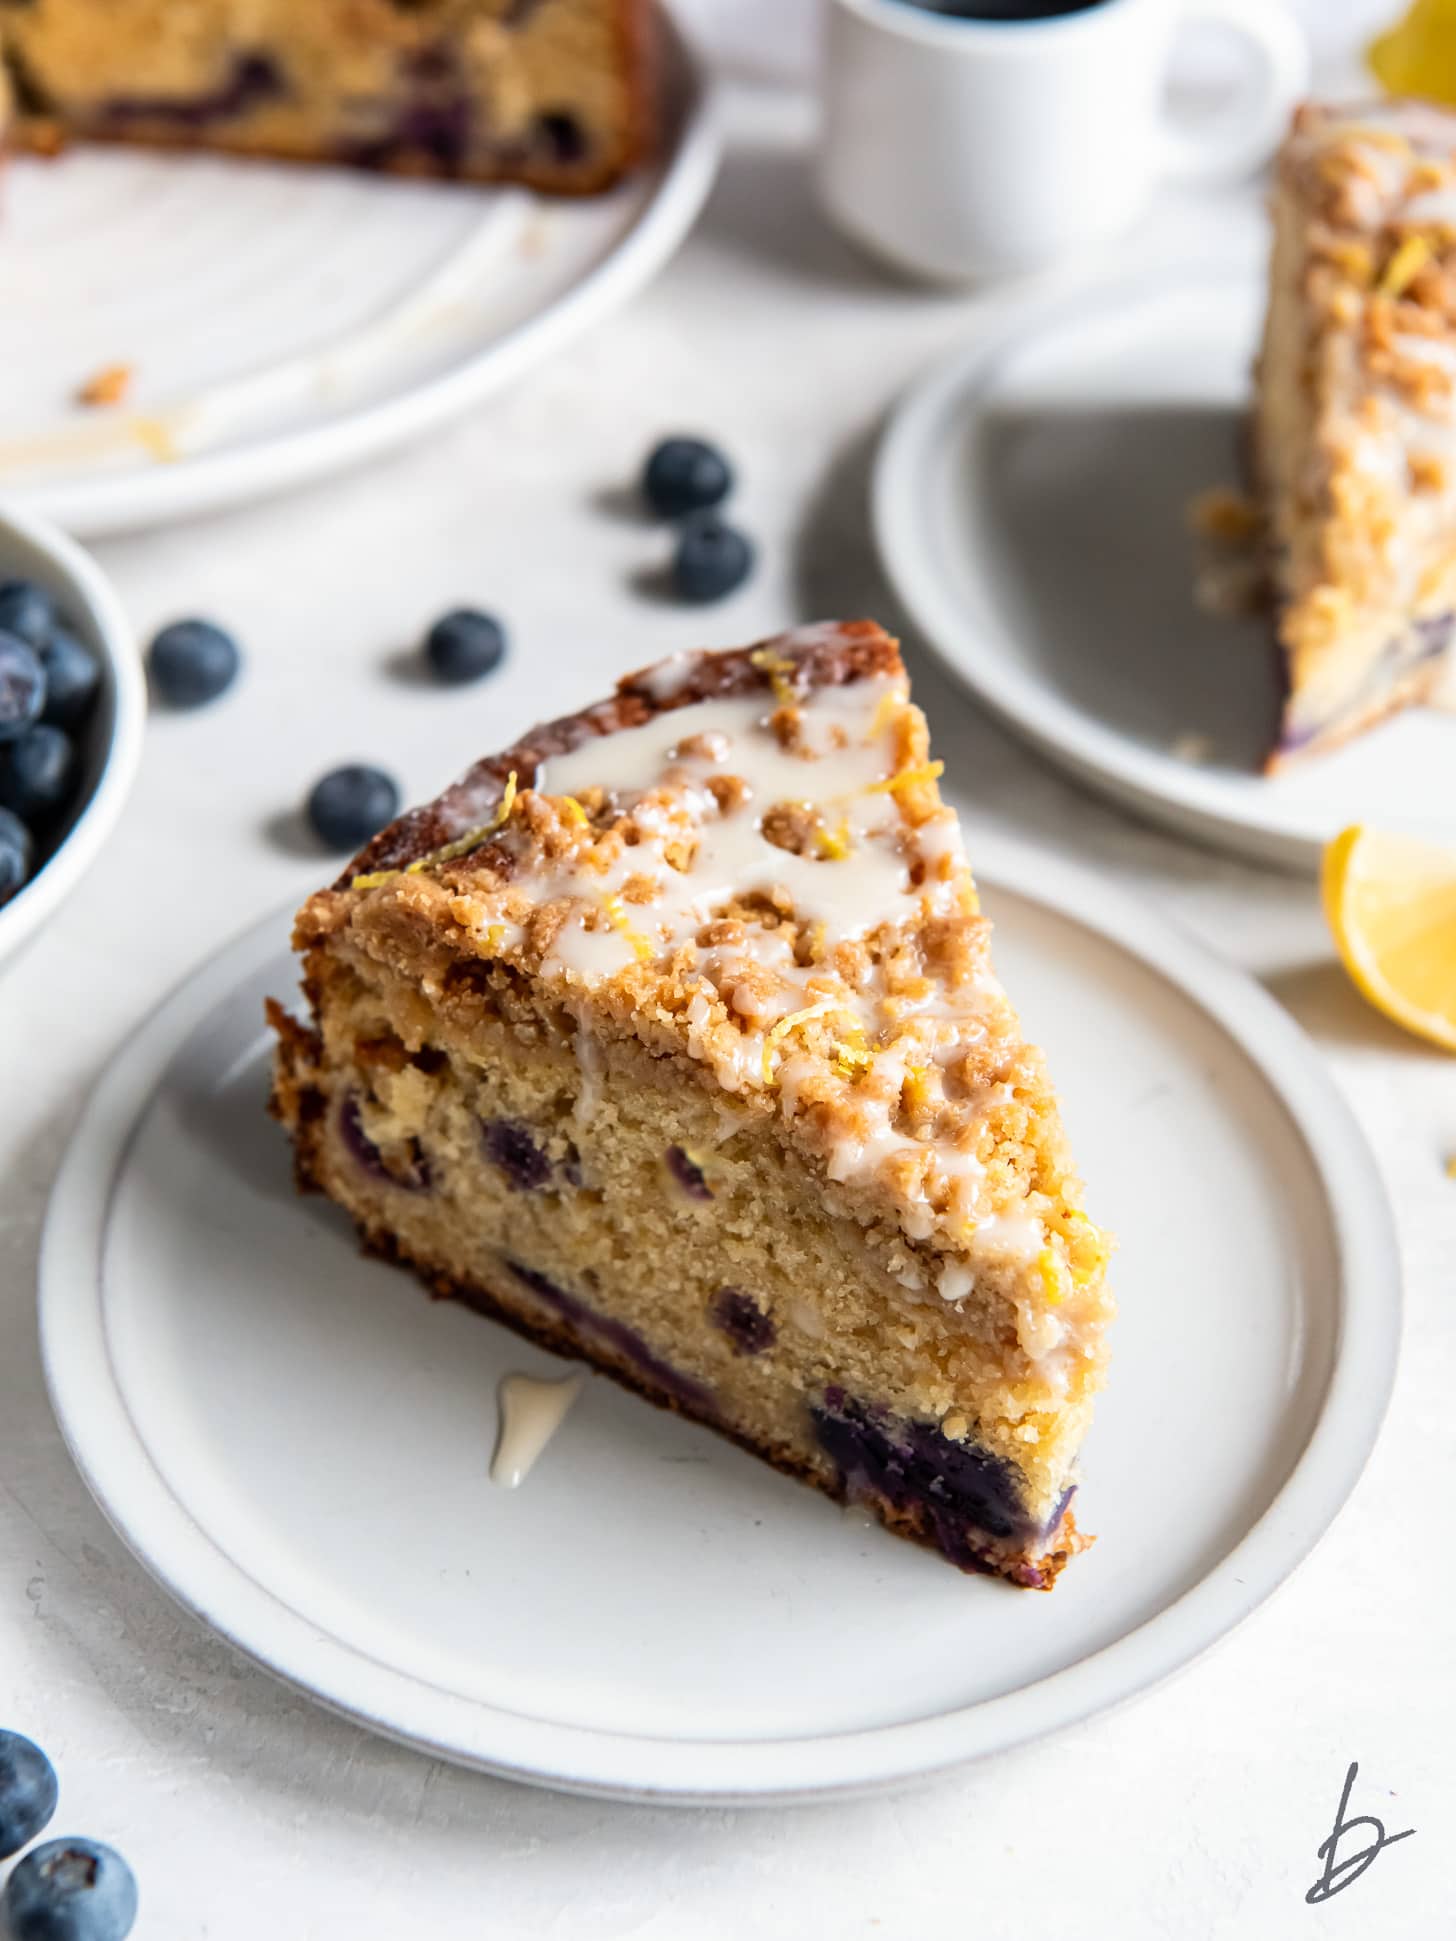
[350,771,519,891]
[602,893,652,962]
[1380,233,1432,298]
[868,759,944,796]
[750,646,799,707]
[761,998,842,1085]
[1322,824,1456,1052]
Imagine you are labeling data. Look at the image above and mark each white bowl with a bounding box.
[0,500,144,970]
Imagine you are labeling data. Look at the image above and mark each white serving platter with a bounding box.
[0,8,718,537]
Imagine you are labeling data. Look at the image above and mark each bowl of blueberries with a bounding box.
[0,501,145,972]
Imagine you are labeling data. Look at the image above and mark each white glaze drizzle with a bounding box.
[634,650,706,702]
[535,681,913,984]
[490,1373,583,1488]
[505,671,1003,1251]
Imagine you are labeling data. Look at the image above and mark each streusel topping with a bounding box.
[1280,101,1456,647]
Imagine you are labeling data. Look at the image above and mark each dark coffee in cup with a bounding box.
[896,0,1107,19]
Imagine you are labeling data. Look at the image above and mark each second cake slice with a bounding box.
[1256,99,1456,764]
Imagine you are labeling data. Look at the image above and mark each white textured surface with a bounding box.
[0,1,1451,1932]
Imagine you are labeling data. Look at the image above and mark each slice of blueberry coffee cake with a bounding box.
[0,0,652,192]
[1256,100,1456,767]
[269,623,1114,1588]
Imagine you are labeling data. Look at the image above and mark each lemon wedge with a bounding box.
[1322,825,1456,1051]
[1370,0,1456,105]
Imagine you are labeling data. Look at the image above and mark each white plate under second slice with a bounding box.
[39,841,1398,1802]
[875,267,1456,871]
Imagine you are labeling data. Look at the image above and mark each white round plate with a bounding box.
[40,839,1398,1803]
[0,9,717,538]
[875,267,1456,871]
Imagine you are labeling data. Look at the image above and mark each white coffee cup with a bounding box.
[818,0,1309,282]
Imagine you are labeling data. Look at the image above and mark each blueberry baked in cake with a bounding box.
[0,0,652,191]
[1256,100,1456,766]
[270,624,1114,1588]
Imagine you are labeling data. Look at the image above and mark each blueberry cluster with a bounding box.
[0,580,105,911]
[0,1730,137,1940]
[639,436,755,603]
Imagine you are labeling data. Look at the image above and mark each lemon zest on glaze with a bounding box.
[602,894,652,961]
[761,998,842,1085]
[1381,233,1431,297]
[902,1064,933,1115]
[813,818,853,861]
[403,771,519,874]
[750,646,799,707]
[831,1041,873,1080]
[867,759,944,796]
[1035,1245,1066,1307]
[351,771,519,891]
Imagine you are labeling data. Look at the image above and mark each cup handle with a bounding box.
[1158,0,1310,184]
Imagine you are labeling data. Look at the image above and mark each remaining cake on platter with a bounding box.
[1255,99,1456,767]
[269,623,1114,1589]
[0,0,652,192]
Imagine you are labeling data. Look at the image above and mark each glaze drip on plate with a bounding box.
[491,1372,583,1489]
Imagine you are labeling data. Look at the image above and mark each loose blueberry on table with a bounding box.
[146,618,241,709]
[307,764,401,851]
[0,1837,138,1941]
[424,609,507,685]
[0,1730,58,1861]
[671,514,755,604]
[641,436,734,520]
